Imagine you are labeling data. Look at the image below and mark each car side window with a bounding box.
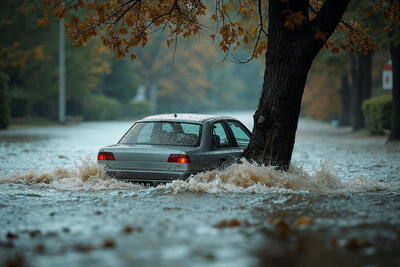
[212,122,232,149]
[227,121,250,148]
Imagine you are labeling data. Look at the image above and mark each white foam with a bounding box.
[0,158,386,193]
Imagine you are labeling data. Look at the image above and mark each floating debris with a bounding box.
[6,232,18,239]
[73,243,95,253]
[214,218,245,228]
[122,225,142,233]
[294,217,313,226]
[103,239,116,249]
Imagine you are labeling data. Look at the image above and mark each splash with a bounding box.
[0,158,386,193]
[0,158,142,191]
[157,160,386,194]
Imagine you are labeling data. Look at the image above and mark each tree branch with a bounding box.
[311,0,351,36]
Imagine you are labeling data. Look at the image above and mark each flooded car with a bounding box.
[97,113,251,185]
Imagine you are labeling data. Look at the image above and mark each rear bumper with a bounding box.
[105,169,197,182]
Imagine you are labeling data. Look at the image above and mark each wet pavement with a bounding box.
[0,112,399,267]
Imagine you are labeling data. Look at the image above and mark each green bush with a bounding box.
[362,95,392,134]
[83,94,121,120]
[123,101,151,119]
[0,72,10,129]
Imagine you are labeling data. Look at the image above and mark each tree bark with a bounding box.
[243,0,350,170]
[388,41,400,142]
[339,73,351,126]
[0,72,10,129]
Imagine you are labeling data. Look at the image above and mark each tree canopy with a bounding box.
[35,0,398,61]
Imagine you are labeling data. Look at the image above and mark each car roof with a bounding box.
[137,113,236,123]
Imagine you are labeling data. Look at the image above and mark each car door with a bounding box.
[206,121,240,169]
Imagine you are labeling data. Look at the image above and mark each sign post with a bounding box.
[382,60,393,91]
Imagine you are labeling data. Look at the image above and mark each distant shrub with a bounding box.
[362,95,392,135]
[123,101,151,119]
[83,94,121,120]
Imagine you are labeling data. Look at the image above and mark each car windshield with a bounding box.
[119,121,202,146]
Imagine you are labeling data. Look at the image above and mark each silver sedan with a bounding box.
[97,114,251,186]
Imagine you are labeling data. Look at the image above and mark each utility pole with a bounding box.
[58,18,66,123]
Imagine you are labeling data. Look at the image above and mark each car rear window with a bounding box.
[119,121,202,146]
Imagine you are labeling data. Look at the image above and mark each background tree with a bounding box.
[389,39,400,142]
[0,0,263,125]
[0,72,10,129]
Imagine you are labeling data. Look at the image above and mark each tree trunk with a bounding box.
[388,41,400,142]
[351,53,372,131]
[339,73,351,126]
[350,55,358,125]
[243,0,350,170]
[0,72,10,129]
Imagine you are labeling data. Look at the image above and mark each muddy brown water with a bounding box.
[0,112,399,267]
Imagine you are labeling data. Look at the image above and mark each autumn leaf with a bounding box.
[32,45,46,60]
[294,216,313,226]
[284,11,306,30]
[383,25,392,32]
[37,17,49,27]
[118,28,128,35]
[331,47,340,54]
[214,218,245,228]
[314,31,327,41]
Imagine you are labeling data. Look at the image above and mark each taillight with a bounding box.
[97,152,115,161]
[168,154,191,163]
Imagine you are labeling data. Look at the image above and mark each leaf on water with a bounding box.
[74,243,95,253]
[345,238,371,251]
[6,232,18,239]
[214,218,244,228]
[103,239,116,249]
[295,217,313,226]
[123,225,142,233]
[163,207,182,211]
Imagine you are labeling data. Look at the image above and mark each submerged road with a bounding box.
[0,113,399,267]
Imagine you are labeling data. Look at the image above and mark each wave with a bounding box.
[157,160,386,194]
[0,158,142,191]
[0,158,386,193]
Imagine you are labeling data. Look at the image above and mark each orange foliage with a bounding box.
[302,74,340,121]
[36,0,397,60]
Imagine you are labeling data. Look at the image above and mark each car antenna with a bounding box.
[174,114,177,118]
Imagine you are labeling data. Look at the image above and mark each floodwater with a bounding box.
[0,112,399,267]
